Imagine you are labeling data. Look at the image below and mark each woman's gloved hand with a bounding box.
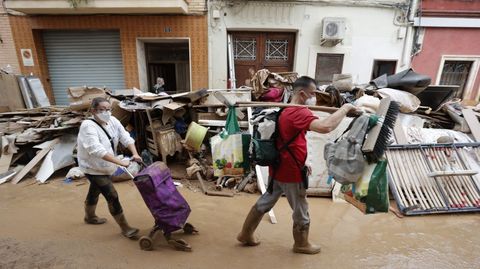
[119,159,131,167]
[131,154,142,163]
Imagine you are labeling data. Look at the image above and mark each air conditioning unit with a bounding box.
[321,17,346,46]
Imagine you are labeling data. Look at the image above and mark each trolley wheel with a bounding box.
[139,236,154,251]
[183,223,198,234]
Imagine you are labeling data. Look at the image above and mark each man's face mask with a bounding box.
[303,91,317,106]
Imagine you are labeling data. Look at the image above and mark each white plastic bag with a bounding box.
[354,95,381,113]
[377,88,421,113]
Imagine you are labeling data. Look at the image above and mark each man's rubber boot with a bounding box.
[113,213,139,239]
[292,223,321,255]
[84,203,107,225]
[237,206,264,246]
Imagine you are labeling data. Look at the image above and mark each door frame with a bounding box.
[435,55,480,100]
[136,37,192,92]
[228,31,296,87]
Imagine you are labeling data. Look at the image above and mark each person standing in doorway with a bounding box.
[237,76,358,254]
[152,77,166,94]
[77,97,142,239]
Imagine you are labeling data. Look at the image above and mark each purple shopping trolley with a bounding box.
[133,161,198,251]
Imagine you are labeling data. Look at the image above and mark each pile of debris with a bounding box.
[2,65,480,218]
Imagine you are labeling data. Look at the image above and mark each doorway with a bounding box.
[137,39,191,93]
[229,32,296,87]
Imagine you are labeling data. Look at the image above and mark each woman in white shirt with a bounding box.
[77,97,142,239]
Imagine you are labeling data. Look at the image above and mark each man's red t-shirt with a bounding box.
[270,107,318,183]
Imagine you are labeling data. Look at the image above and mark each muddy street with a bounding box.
[0,177,478,269]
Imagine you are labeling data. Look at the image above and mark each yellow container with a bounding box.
[185,122,208,151]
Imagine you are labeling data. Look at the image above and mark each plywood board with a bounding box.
[35,135,76,183]
[0,73,25,111]
[12,138,59,184]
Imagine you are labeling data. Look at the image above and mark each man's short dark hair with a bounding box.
[293,76,317,92]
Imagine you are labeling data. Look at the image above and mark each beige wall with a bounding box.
[0,0,20,74]
[188,0,207,14]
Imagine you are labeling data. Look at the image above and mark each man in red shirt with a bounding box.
[237,76,357,254]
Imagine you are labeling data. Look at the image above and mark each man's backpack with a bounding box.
[250,108,301,167]
[324,114,370,184]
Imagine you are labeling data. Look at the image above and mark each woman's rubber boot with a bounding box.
[113,213,139,239]
[292,223,321,255]
[84,203,107,225]
[237,206,264,246]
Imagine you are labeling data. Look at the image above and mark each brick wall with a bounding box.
[188,0,207,14]
[9,14,208,103]
[0,0,20,74]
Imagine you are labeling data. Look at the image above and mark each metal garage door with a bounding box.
[43,30,125,105]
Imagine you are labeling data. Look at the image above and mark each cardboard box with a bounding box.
[67,86,107,111]
[111,99,131,126]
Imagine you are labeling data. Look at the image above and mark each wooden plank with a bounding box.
[0,73,26,111]
[255,165,277,224]
[344,194,366,213]
[0,134,14,174]
[0,152,13,174]
[363,97,391,152]
[11,138,59,184]
[0,170,17,185]
[462,109,480,142]
[198,119,249,128]
[145,109,161,158]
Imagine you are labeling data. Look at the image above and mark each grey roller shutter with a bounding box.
[43,30,125,105]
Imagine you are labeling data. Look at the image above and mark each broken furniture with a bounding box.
[387,144,480,215]
[145,109,183,164]
[416,85,459,112]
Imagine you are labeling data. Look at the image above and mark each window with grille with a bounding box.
[265,39,288,61]
[234,38,256,60]
[440,60,473,98]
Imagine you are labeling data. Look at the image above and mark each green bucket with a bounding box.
[185,122,208,151]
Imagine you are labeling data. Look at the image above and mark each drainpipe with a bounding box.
[400,0,418,68]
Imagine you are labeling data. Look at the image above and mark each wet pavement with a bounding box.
[0,178,479,269]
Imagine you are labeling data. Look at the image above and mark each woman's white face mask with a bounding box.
[96,110,111,123]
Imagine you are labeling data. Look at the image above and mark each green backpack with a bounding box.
[251,108,301,167]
